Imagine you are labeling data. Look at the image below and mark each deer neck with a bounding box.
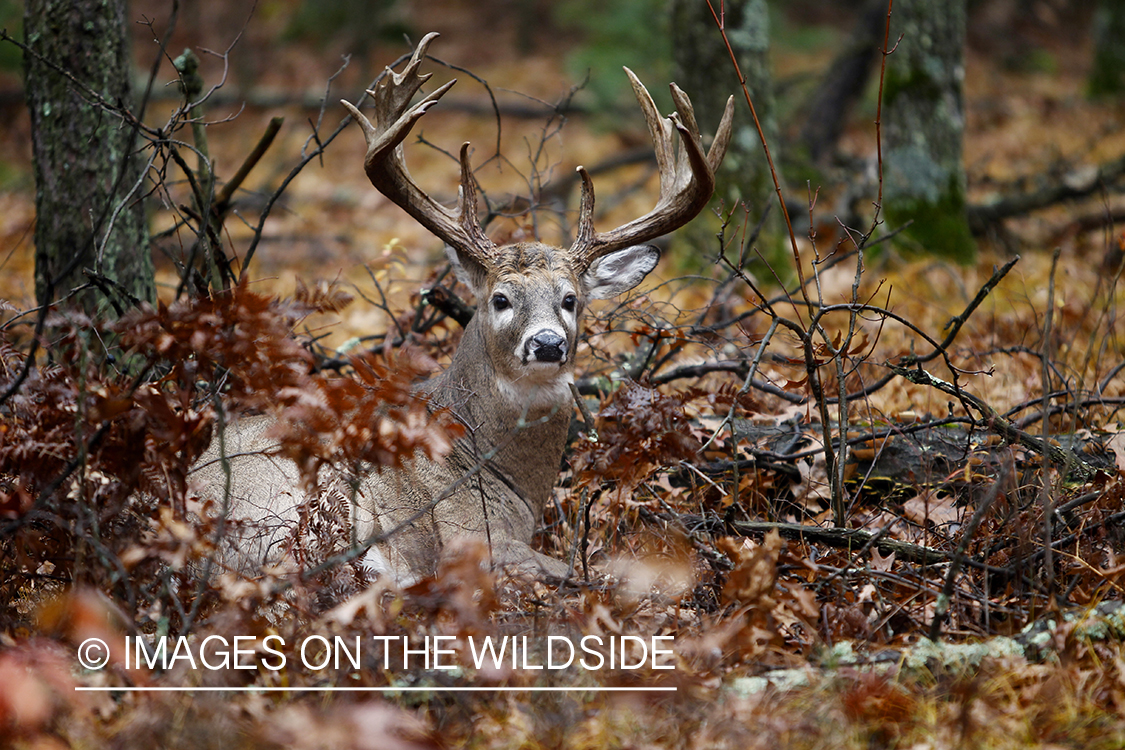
[425,317,573,506]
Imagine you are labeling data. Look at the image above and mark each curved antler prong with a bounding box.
[570,69,734,272]
[707,97,736,173]
[341,33,496,265]
[573,166,597,251]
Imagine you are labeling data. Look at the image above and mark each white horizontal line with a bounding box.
[75,685,676,693]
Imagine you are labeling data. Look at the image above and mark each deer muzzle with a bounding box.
[525,329,567,364]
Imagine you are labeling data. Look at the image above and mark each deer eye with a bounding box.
[491,293,510,312]
[561,293,577,312]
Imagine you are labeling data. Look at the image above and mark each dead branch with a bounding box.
[729,519,955,566]
[214,115,284,214]
[888,363,1099,479]
[967,153,1125,232]
[422,285,474,328]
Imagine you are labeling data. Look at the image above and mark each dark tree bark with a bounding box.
[883,0,975,262]
[671,0,777,216]
[1090,0,1125,97]
[797,0,886,166]
[24,0,154,317]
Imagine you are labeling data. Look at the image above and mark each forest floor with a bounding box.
[2,2,1125,748]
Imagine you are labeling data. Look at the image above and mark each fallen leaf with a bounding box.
[901,492,961,528]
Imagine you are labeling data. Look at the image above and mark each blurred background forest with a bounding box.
[1,0,1123,322]
[3,2,1125,748]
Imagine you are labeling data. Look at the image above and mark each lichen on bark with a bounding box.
[671,0,787,271]
[882,0,975,263]
[24,0,155,317]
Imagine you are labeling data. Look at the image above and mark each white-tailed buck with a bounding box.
[192,32,733,584]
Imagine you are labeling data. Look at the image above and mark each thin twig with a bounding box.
[929,458,1010,640]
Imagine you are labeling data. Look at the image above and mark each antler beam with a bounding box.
[343,34,732,275]
[569,68,734,272]
[341,32,497,265]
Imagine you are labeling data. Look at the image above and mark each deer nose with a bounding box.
[527,329,567,363]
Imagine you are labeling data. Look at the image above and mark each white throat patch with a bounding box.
[497,370,574,413]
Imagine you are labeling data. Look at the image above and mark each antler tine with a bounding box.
[570,68,734,272]
[341,32,495,265]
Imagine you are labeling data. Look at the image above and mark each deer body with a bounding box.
[192,34,732,585]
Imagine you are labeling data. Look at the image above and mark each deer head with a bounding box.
[341,32,734,414]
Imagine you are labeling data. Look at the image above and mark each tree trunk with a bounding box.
[24,0,154,317]
[883,0,975,263]
[666,0,792,273]
[671,0,781,258]
[1090,0,1125,97]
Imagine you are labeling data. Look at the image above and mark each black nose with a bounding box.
[528,330,567,363]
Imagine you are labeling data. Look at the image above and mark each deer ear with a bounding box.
[582,245,660,300]
[445,244,489,295]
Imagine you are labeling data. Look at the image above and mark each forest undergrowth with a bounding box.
[1,4,1125,749]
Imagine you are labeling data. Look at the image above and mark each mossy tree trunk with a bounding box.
[24,0,155,317]
[1090,0,1125,97]
[671,0,785,267]
[883,0,975,263]
[672,0,776,209]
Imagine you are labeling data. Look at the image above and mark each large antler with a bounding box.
[569,69,734,272]
[341,33,497,264]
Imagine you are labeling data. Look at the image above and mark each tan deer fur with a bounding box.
[190,33,733,585]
